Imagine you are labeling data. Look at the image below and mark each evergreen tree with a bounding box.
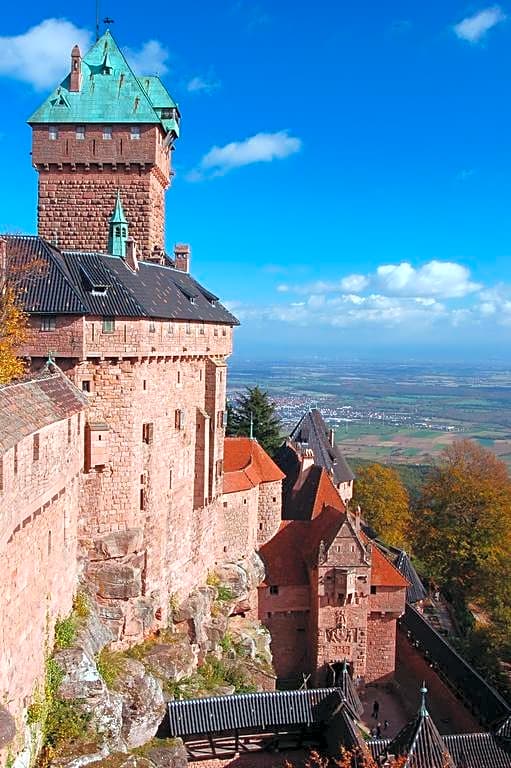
[227,386,282,456]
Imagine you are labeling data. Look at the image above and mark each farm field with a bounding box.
[228,358,511,468]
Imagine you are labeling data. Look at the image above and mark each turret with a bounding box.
[108,191,128,257]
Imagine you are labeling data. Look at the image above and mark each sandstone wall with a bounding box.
[222,487,258,560]
[256,481,281,546]
[365,613,397,683]
[32,124,170,257]
[0,414,83,721]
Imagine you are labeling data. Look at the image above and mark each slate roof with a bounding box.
[167,688,347,737]
[223,437,285,494]
[370,733,511,767]
[28,31,180,137]
[289,409,354,485]
[0,364,87,455]
[4,236,238,325]
[339,660,364,719]
[395,549,428,604]
[259,520,311,586]
[388,687,456,768]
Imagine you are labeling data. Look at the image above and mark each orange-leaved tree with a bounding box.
[353,463,411,548]
[0,241,28,384]
[413,439,511,603]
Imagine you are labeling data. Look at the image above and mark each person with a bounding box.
[384,719,389,731]
[372,700,379,718]
[370,726,377,737]
[376,723,382,738]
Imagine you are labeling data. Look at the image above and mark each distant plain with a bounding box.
[228,359,511,468]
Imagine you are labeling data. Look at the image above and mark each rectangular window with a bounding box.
[49,126,58,141]
[142,423,154,444]
[186,322,192,335]
[177,371,181,384]
[169,469,173,489]
[33,433,40,462]
[149,321,156,333]
[174,409,182,430]
[140,488,145,510]
[222,327,227,336]
[82,380,91,393]
[67,418,72,444]
[269,585,279,595]
[13,445,18,475]
[102,317,115,333]
[370,586,377,595]
[214,327,218,336]
[199,324,205,335]
[167,322,174,335]
[103,126,112,140]
[217,411,224,429]
[40,315,56,332]
[131,126,141,140]
[76,125,85,140]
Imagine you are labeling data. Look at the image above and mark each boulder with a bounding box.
[87,556,144,600]
[116,659,165,748]
[50,745,109,768]
[123,599,155,639]
[0,705,15,748]
[89,530,144,562]
[241,550,266,589]
[53,648,124,749]
[212,563,248,602]
[144,638,197,682]
[74,597,115,658]
[146,741,188,768]
[173,587,215,649]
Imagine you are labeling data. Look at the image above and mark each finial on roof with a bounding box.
[419,682,429,717]
[110,190,127,223]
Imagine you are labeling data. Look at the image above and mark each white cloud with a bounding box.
[0,19,92,90]
[376,260,480,298]
[453,6,506,43]
[188,131,302,180]
[187,75,221,93]
[340,274,369,292]
[124,40,169,76]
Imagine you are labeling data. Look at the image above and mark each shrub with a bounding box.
[53,616,77,650]
[72,592,90,620]
[96,648,125,689]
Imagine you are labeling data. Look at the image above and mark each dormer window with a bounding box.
[76,125,85,140]
[131,126,140,140]
[49,126,58,141]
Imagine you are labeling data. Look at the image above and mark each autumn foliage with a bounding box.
[283,748,407,767]
[0,260,28,385]
[353,463,411,547]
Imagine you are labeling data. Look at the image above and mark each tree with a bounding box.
[226,386,282,456]
[413,440,511,603]
[0,249,28,385]
[352,463,411,548]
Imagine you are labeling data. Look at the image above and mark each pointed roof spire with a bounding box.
[388,684,456,767]
[110,190,127,224]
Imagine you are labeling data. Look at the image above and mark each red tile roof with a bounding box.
[259,521,310,585]
[360,532,409,588]
[223,437,285,494]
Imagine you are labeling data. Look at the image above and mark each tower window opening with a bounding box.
[48,126,58,141]
[131,126,141,140]
[103,126,112,140]
[40,315,56,332]
[102,317,115,334]
[76,125,85,140]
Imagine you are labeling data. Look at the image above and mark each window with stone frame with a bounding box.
[102,316,115,334]
[269,585,279,595]
[131,126,141,140]
[149,320,156,333]
[142,423,154,444]
[76,125,85,140]
[174,409,184,430]
[40,315,56,332]
[48,126,58,140]
[103,126,112,140]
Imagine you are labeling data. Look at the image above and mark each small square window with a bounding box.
[102,317,115,333]
[76,125,85,140]
[40,315,56,332]
[269,585,279,595]
[103,126,112,140]
[222,327,227,336]
[49,126,58,141]
[82,380,91,393]
[131,126,141,140]
[370,586,377,595]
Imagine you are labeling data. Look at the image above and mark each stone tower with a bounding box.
[28,31,180,257]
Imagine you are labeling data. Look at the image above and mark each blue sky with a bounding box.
[1,1,511,361]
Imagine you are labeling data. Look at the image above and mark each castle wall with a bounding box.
[32,123,170,256]
[0,414,82,720]
[222,487,259,560]
[258,585,311,680]
[365,614,398,683]
[256,480,282,546]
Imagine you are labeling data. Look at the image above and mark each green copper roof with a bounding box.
[110,190,127,224]
[28,30,179,136]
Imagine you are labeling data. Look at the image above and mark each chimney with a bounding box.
[70,45,82,92]
[125,238,138,272]
[174,243,191,273]
[301,447,315,473]
[328,427,335,447]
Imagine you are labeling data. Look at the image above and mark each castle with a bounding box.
[0,31,407,759]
